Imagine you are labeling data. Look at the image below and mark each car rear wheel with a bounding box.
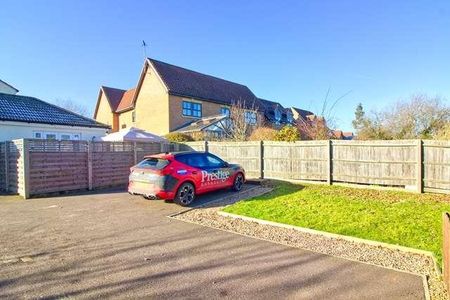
[174,182,195,206]
[232,173,244,191]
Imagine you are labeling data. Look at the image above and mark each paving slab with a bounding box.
[0,186,425,299]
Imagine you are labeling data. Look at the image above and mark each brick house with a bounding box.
[94,58,308,136]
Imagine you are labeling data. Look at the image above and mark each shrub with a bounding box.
[164,132,194,142]
[275,125,300,142]
[435,123,450,140]
[248,127,277,141]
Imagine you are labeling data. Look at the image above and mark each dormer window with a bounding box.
[274,107,282,123]
[286,111,294,123]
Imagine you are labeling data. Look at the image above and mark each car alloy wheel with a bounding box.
[233,173,244,191]
[175,182,195,206]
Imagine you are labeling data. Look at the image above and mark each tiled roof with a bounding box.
[258,98,282,111]
[0,92,109,128]
[292,107,314,120]
[116,88,136,112]
[101,86,136,113]
[148,58,258,106]
[102,86,126,111]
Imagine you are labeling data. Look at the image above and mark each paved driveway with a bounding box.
[0,186,425,299]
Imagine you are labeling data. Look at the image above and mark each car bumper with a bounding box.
[128,181,175,200]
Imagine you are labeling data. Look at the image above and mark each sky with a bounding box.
[1,0,450,131]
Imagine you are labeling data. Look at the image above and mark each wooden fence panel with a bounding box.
[27,140,89,194]
[208,141,261,178]
[29,152,88,194]
[135,142,164,162]
[91,142,134,188]
[332,140,417,188]
[180,142,207,152]
[423,140,450,193]
[264,141,328,181]
[0,142,5,191]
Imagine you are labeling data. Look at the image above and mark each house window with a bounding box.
[286,111,294,123]
[182,101,202,118]
[274,108,281,123]
[60,134,71,140]
[132,111,136,122]
[122,124,127,129]
[45,133,57,140]
[220,107,230,116]
[245,111,257,125]
[33,132,42,139]
[73,134,80,140]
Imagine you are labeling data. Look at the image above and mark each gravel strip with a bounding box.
[171,188,448,300]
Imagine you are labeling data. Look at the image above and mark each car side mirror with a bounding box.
[223,162,229,167]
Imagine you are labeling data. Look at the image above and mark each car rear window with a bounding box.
[136,158,169,170]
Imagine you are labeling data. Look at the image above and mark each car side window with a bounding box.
[176,153,208,168]
[205,154,225,168]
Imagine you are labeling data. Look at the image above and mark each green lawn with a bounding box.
[224,181,450,265]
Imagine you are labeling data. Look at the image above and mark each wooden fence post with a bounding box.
[160,142,166,153]
[327,140,333,185]
[416,139,423,193]
[443,212,450,291]
[22,139,30,199]
[133,142,138,164]
[259,140,264,179]
[87,141,93,190]
[4,141,9,192]
[204,141,209,152]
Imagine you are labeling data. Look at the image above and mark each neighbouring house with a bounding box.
[290,107,315,123]
[342,131,355,140]
[0,92,109,141]
[0,79,18,95]
[330,130,355,140]
[94,58,314,137]
[258,98,295,127]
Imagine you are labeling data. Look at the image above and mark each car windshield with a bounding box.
[136,158,169,170]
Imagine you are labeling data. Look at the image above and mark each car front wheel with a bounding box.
[174,182,195,206]
[232,173,244,191]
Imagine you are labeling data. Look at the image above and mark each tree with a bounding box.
[297,115,330,140]
[222,99,262,141]
[54,98,91,117]
[352,103,366,132]
[352,94,450,140]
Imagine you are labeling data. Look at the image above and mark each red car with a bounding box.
[128,151,245,206]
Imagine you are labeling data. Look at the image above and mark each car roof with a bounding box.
[144,151,207,159]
